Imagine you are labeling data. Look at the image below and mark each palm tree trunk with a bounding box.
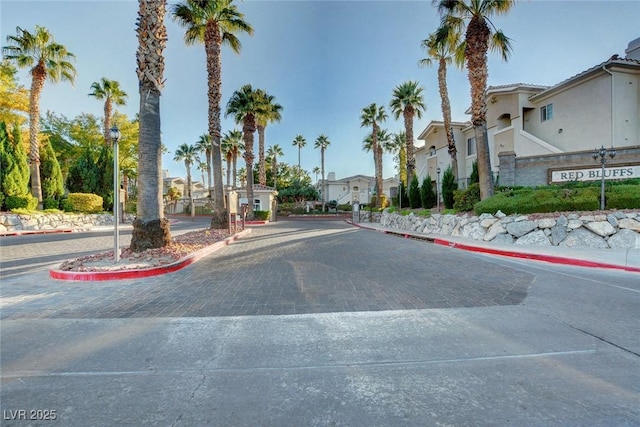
[404,108,415,182]
[257,125,266,185]
[131,0,171,252]
[320,150,325,212]
[438,58,458,182]
[226,156,232,188]
[205,20,226,228]
[467,17,494,200]
[242,117,256,219]
[104,98,112,147]
[28,69,45,209]
[232,153,238,189]
[376,145,383,208]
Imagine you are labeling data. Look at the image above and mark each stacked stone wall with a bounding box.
[0,213,135,234]
[378,210,640,249]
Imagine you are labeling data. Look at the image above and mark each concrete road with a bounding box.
[1,219,639,426]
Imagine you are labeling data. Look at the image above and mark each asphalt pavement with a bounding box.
[1,218,639,426]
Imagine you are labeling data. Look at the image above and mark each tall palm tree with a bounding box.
[420,29,464,181]
[362,128,393,207]
[221,129,243,187]
[434,0,514,199]
[255,90,282,186]
[226,84,267,219]
[174,143,198,198]
[360,103,387,208]
[194,133,213,197]
[389,131,407,187]
[292,134,306,181]
[389,81,426,184]
[266,143,283,188]
[88,77,128,147]
[312,166,321,184]
[129,0,171,251]
[172,0,253,227]
[3,25,76,209]
[314,134,330,212]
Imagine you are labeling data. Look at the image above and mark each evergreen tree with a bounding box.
[470,160,479,184]
[0,122,29,198]
[442,166,458,209]
[408,174,421,209]
[66,147,99,194]
[95,144,114,210]
[40,137,64,205]
[421,175,436,208]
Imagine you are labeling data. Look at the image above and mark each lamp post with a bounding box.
[436,167,441,212]
[111,125,121,263]
[592,145,616,210]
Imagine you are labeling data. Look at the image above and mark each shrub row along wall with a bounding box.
[379,210,640,249]
[0,213,134,234]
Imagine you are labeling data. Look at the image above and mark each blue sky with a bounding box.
[2,0,639,182]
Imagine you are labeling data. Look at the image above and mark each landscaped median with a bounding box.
[49,228,252,281]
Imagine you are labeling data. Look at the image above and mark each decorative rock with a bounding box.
[559,228,608,248]
[550,224,568,246]
[606,214,619,228]
[607,229,640,249]
[483,222,506,241]
[515,230,551,246]
[514,215,529,222]
[505,220,537,238]
[492,233,515,245]
[584,221,616,237]
[567,220,583,230]
[495,210,506,219]
[556,215,568,226]
[480,217,498,228]
[618,218,640,232]
[537,218,556,229]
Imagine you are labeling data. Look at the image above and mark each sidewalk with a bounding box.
[350,220,640,273]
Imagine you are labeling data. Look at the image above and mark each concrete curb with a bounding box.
[349,221,640,273]
[49,229,252,281]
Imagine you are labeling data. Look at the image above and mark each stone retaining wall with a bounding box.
[0,212,134,234]
[378,210,640,249]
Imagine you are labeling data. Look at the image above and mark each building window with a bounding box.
[429,146,436,156]
[541,103,553,122]
[353,186,359,192]
[467,137,476,156]
[253,198,261,211]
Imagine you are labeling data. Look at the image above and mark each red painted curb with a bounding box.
[49,229,252,281]
[1,228,75,237]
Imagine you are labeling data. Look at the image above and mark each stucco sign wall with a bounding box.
[549,164,640,183]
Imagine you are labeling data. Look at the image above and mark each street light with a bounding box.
[592,145,616,210]
[436,167,441,212]
[110,125,121,263]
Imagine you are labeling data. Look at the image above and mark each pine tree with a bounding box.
[442,166,458,209]
[408,175,421,209]
[66,147,99,194]
[40,137,64,206]
[0,122,29,198]
[421,175,436,208]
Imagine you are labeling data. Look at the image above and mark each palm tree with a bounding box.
[194,133,213,197]
[266,144,283,188]
[420,29,464,181]
[221,129,243,187]
[360,103,387,208]
[174,143,198,215]
[129,0,171,251]
[389,131,407,187]
[226,84,267,219]
[292,134,306,181]
[88,77,128,147]
[389,81,426,183]
[3,25,76,209]
[255,90,282,186]
[314,134,330,212]
[172,0,253,227]
[362,128,393,207]
[312,166,321,184]
[434,0,514,199]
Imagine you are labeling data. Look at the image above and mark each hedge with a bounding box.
[64,193,104,213]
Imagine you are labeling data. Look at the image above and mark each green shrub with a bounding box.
[43,198,59,210]
[408,175,421,209]
[454,183,481,212]
[66,193,103,213]
[0,192,4,210]
[607,185,640,209]
[474,186,600,215]
[441,166,458,209]
[420,175,436,209]
[337,203,352,211]
[254,210,270,220]
[5,194,37,211]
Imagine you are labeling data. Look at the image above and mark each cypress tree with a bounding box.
[408,174,421,209]
[66,147,99,194]
[40,137,65,206]
[0,122,29,197]
[420,175,436,208]
[442,166,458,209]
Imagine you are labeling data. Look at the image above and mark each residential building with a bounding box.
[416,37,640,193]
[319,172,400,205]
